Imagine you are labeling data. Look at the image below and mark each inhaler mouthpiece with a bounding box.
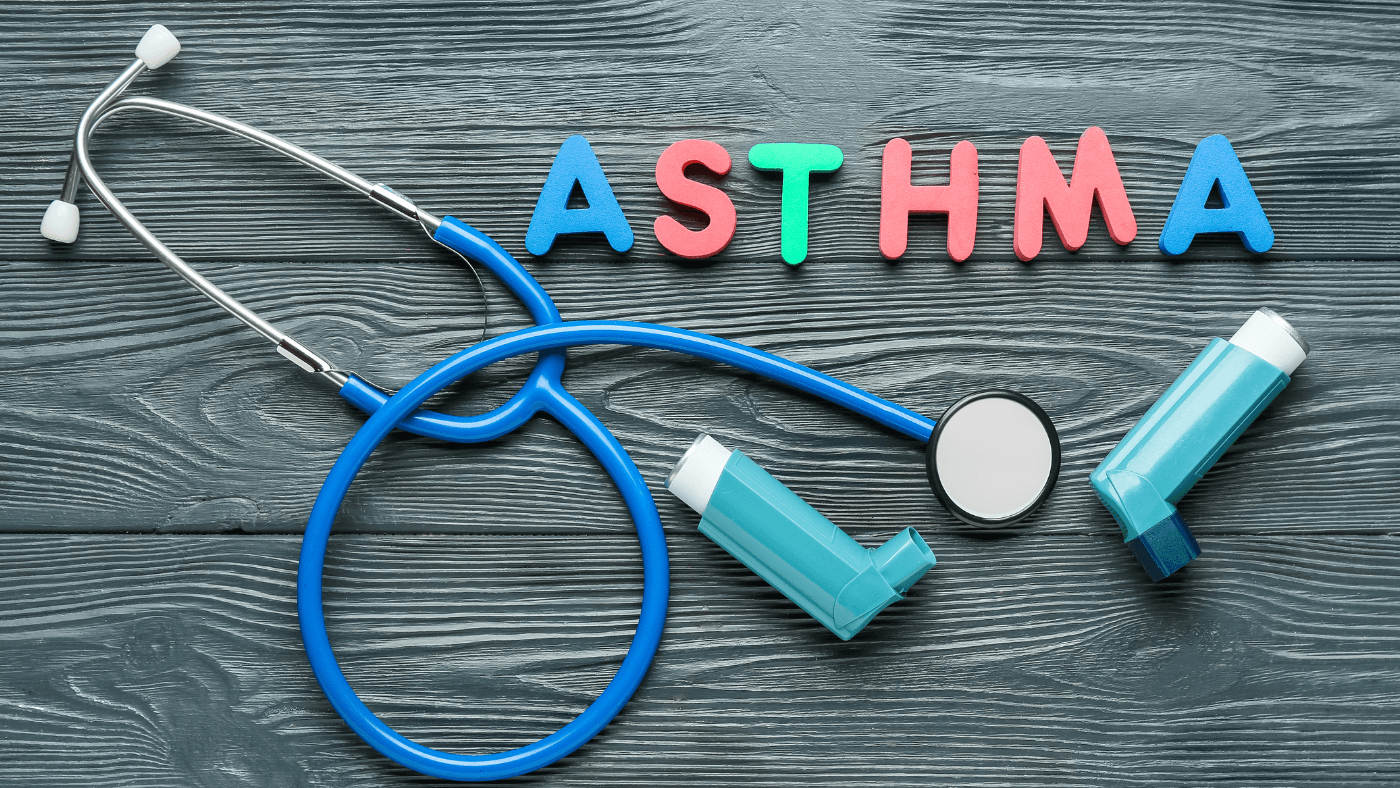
[41,200,80,243]
[135,24,181,70]
[1090,308,1308,581]
[666,434,936,640]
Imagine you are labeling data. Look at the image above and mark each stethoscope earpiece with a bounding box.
[926,390,1061,528]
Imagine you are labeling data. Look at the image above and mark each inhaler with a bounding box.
[1091,308,1308,580]
[667,435,936,639]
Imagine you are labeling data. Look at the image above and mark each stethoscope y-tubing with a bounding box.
[339,320,936,443]
[336,217,937,445]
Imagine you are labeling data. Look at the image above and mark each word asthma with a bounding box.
[523,128,1274,265]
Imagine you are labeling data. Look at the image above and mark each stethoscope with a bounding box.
[44,25,1062,782]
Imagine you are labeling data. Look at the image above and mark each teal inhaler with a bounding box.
[666,435,936,640]
[1091,308,1309,581]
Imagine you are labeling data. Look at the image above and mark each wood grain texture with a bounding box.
[3,256,1396,535]
[4,1,1400,263]
[0,533,1397,788]
[2,2,1399,786]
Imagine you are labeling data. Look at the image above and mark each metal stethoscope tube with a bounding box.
[60,56,446,382]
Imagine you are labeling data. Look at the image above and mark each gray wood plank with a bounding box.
[4,1,1400,263]
[2,257,1393,535]
[0,533,1396,787]
[3,3,1399,787]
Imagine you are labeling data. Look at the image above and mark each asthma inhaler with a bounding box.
[666,435,936,640]
[1091,308,1308,581]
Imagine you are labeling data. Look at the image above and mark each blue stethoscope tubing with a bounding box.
[297,216,937,781]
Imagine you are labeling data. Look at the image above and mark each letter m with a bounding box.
[1013,126,1137,262]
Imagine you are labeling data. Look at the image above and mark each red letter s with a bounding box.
[654,139,737,259]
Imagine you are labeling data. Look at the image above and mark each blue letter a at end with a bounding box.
[1159,134,1274,255]
[525,135,634,255]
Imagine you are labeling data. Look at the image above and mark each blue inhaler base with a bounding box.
[1126,513,1201,582]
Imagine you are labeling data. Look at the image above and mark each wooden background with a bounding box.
[3,1,1399,785]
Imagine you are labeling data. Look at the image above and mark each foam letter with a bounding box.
[747,143,844,265]
[653,139,736,259]
[1158,134,1274,255]
[879,138,979,262]
[525,135,634,256]
[1013,126,1137,262]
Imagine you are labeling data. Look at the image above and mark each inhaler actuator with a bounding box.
[1090,308,1308,581]
[667,435,936,640]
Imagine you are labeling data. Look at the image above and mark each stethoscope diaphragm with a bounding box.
[926,390,1060,527]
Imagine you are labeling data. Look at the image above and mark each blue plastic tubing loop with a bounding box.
[298,216,938,781]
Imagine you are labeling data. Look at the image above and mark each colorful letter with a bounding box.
[747,143,844,265]
[653,139,737,259]
[525,135,634,256]
[1013,126,1137,262]
[1158,134,1274,255]
[879,138,979,262]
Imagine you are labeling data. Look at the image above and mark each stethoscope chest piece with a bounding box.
[926,390,1061,527]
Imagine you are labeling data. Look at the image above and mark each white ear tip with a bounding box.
[135,24,180,69]
[41,200,80,244]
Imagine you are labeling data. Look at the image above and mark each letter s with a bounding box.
[653,139,737,259]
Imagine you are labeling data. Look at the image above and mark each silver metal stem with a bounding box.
[97,96,380,197]
[59,150,83,204]
[77,97,292,351]
[67,64,447,384]
[60,60,146,203]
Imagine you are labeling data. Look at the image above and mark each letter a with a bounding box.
[1013,126,1137,262]
[1158,134,1274,255]
[525,135,635,256]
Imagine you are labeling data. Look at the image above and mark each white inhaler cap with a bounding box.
[1228,307,1308,374]
[664,434,733,514]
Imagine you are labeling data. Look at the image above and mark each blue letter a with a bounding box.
[525,135,634,255]
[1159,134,1274,255]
